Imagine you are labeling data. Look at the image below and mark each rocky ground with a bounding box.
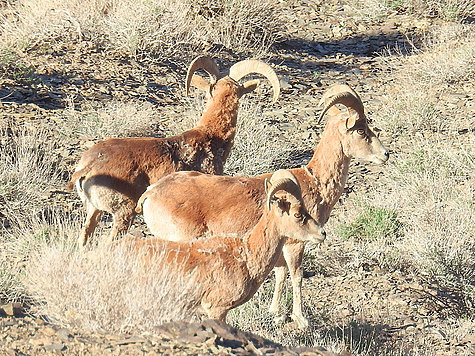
[0,310,336,355]
[1,0,474,355]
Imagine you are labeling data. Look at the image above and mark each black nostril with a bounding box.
[322,230,327,239]
[384,151,390,158]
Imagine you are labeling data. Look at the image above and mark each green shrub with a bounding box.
[336,204,403,243]
[0,49,35,82]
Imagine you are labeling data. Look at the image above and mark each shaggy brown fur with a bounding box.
[122,171,325,322]
[70,59,278,247]
[138,84,389,329]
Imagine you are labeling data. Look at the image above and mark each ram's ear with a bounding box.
[190,74,212,93]
[272,193,289,217]
[346,112,358,129]
[239,79,260,97]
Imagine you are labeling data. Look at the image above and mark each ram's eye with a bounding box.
[356,128,365,136]
[294,213,302,219]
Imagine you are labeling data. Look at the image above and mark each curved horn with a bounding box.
[318,83,363,108]
[228,60,280,104]
[185,56,221,96]
[266,170,302,210]
[317,86,365,124]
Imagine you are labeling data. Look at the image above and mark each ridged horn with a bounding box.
[266,170,302,210]
[228,60,280,104]
[185,56,221,96]
[318,84,363,108]
[317,84,365,124]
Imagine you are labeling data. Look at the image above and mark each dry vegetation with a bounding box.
[25,228,200,333]
[0,0,474,354]
[0,0,286,59]
[362,23,475,311]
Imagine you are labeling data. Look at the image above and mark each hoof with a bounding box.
[273,314,288,325]
[291,313,310,330]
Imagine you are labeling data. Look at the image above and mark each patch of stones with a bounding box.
[0,309,338,356]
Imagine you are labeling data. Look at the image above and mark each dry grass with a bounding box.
[350,0,475,22]
[25,233,200,333]
[0,212,78,301]
[0,213,200,333]
[395,0,475,20]
[227,274,394,354]
[57,98,166,141]
[0,123,62,229]
[0,0,287,59]
[224,99,298,176]
[335,24,475,315]
[0,1,474,353]
[380,25,475,135]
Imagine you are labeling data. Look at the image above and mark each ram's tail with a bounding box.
[67,166,90,191]
[135,185,157,214]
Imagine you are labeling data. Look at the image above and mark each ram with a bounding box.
[137,84,390,329]
[123,170,325,322]
[69,55,280,247]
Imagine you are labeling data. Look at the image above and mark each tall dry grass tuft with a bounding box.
[21,218,200,333]
[0,123,62,229]
[0,211,79,301]
[57,98,166,141]
[0,0,287,58]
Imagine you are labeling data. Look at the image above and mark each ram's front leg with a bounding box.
[282,241,308,329]
[269,259,287,324]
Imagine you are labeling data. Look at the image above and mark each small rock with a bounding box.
[29,338,46,347]
[280,78,292,89]
[44,342,66,351]
[56,328,73,341]
[0,302,22,317]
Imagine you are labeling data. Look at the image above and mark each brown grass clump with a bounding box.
[21,219,200,333]
[0,124,62,229]
[0,0,287,59]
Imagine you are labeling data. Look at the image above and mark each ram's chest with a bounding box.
[204,262,253,307]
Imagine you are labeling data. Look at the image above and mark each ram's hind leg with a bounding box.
[109,207,137,243]
[79,203,102,247]
[283,241,308,329]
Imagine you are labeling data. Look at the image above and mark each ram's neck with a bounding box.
[243,211,286,283]
[197,91,239,142]
[304,122,351,224]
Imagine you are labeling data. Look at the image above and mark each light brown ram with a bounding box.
[136,83,390,329]
[123,170,325,322]
[69,55,280,247]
